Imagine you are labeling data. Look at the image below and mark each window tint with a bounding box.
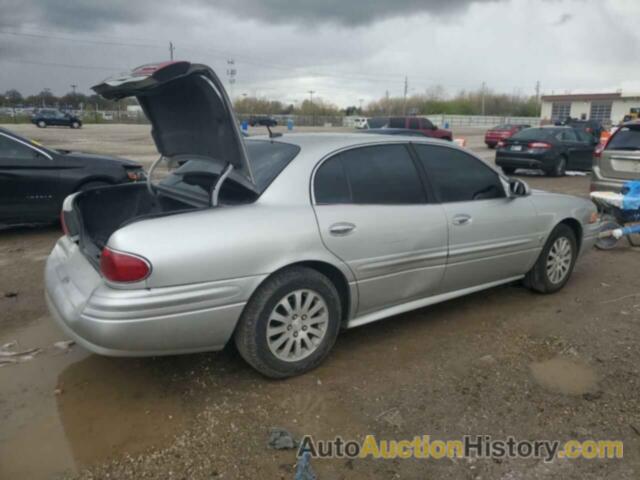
[388,117,405,128]
[415,145,505,202]
[408,118,420,129]
[245,140,300,192]
[607,125,640,151]
[557,129,577,142]
[314,155,350,204]
[575,130,592,143]
[315,144,425,204]
[0,135,38,160]
[421,118,434,129]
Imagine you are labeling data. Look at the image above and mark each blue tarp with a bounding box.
[622,181,640,211]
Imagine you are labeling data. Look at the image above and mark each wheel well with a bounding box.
[273,261,351,326]
[559,218,583,252]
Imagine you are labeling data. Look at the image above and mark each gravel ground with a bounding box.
[0,124,638,479]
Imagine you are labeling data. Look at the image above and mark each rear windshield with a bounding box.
[606,125,640,151]
[511,128,556,141]
[368,117,389,128]
[161,139,300,199]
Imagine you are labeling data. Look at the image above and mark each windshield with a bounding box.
[606,125,640,151]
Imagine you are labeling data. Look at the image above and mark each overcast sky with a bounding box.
[0,0,639,106]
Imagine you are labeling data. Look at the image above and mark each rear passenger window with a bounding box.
[408,118,420,129]
[415,145,505,202]
[388,118,405,128]
[315,144,425,205]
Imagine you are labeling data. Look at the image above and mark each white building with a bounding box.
[540,91,640,125]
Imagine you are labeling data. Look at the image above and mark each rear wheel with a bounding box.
[524,224,577,293]
[37,120,46,128]
[234,266,342,378]
[71,121,81,129]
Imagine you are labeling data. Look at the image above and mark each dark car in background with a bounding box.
[366,117,389,129]
[248,115,278,127]
[564,118,604,140]
[485,124,530,148]
[388,116,452,140]
[32,108,83,129]
[361,128,429,137]
[0,127,145,227]
[495,126,598,176]
[591,121,640,192]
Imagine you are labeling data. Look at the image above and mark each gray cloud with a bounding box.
[553,13,573,26]
[206,0,504,26]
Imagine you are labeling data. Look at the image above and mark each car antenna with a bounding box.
[266,125,282,140]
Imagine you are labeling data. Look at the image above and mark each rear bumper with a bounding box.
[495,152,553,170]
[590,166,625,193]
[45,236,265,357]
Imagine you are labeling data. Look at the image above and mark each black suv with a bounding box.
[559,118,603,140]
[32,108,83,129]
[248,115,277,127]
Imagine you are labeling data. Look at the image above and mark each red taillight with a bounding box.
[528,142,552,149]
[594,143,604,158]
[497,140,506,148]
[60,211,69,236]
[100,247,151,283]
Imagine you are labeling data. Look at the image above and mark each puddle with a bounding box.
[530,357,598,395]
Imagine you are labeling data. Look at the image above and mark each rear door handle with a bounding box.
[452,214,472,226]
[329,222,356,236]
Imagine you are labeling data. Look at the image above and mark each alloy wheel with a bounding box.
[546,236,573,284]
[266,289,329,362]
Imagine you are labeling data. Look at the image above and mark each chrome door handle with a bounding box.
[329,222,356,236]
[452,214,472,226]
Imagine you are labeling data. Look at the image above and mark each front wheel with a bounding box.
[524,224,577,294]
[37,120,46,128]
[234,267,342,378]
[71,121,81,129]
[547,156,567,177]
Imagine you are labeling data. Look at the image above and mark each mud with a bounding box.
[0,124,639,479]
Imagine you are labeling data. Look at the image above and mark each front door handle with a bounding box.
[452,214,472,226]
[329,222,356,236]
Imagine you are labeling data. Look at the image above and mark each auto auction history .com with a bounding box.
[297,434,624,463]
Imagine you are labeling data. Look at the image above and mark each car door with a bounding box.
[312,143,449,316]
[0,132,60,223]
[413,144,540,292]
[557,128,589,170]
[573,129,597,170]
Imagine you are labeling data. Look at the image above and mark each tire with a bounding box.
[502,167,516,175]
[234,266,342,378]
[37,120,46,128]
[547,156,567,177]
[71,121,81,129]
[77,180,110,191]
[595,214,621,250]
[524,223,577,294]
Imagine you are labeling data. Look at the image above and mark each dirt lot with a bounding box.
[0,124,639,479]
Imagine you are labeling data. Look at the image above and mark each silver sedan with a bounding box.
[45,62,600,377]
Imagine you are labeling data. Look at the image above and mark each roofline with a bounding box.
[541,93,622,102]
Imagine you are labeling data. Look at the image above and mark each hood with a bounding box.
[92,61,254,188]
[65,152,142,168]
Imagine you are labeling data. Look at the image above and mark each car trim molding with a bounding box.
[347,275,524,329]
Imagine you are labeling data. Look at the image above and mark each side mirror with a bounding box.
[509,178,531,197]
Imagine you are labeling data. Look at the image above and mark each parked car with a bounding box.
[361,128,429,137]
[353,117,368,129]
[484,124,530,148]
[0,127,145,228]
[32,108,83,129]
[591,120,640,193]
[45,61,599,378]
[495,126,598,176]
[366,117,389,129]
[563,118,604,140]
[248,115,278,127]
[387,116,452,140]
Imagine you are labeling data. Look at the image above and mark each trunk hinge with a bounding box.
[211,162,234,207]
[146,155,169,196]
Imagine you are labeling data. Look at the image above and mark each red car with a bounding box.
[485,124,530,148]
[388,117,452,140]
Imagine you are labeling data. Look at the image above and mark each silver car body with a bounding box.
[45,133,599,357]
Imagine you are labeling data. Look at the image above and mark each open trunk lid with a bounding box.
[92,61,256,188]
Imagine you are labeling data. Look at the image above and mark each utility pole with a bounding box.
[481,81,486,116]
[70,84,77,110]
[385,90,390,115]
[535,80,541,102]
[403,76,408,115]
[359,98,364,113]
[226,59,237,100]
[308,90,315,126]
[169,41,175,61]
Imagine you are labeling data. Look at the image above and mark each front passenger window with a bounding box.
[415,145,505,202]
